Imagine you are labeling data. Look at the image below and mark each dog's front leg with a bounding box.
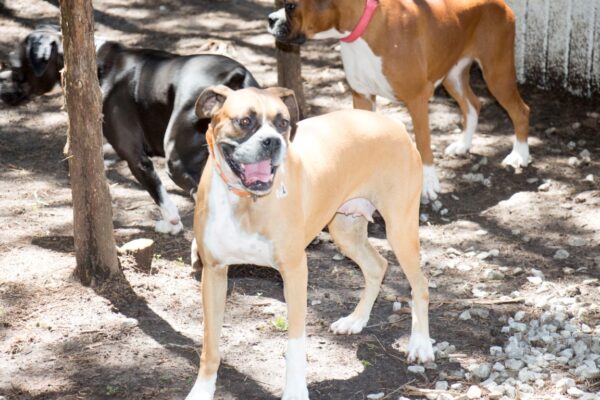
[280,255,309,400]
[186,263,229,400]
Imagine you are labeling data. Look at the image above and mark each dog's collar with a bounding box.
[340,0,379,43]
[205,129,253,198]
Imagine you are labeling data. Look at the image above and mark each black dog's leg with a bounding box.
[103,89,183,235]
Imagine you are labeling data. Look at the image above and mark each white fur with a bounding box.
[312,28,349,40]
[445,102,478,156]
[282,336,309,400]
[330,314,369,335]
[185,373,217,400]
[502,140,531,168]
[155,185,183,235]
[421,164,440,203]
[203,172,275,268]
[340,38,397,101]
[407,332,435,363]
[444,58,479,156]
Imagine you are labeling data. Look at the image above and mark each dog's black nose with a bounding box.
[268,15,277,29]
[262,137,281,151]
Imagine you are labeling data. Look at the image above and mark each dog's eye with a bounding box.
[239,117,252,128]
[277,119,290,130]
[285,2,296,12]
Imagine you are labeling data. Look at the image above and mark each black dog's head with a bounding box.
[0,24,63,106]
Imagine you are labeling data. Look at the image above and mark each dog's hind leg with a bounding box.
[382,199,434,363]
[328,213,388,335]
[443,58,481,156]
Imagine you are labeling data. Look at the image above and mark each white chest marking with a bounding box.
[203,172,275,268]
[340,38,396,101]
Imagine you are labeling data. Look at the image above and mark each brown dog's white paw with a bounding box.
[502,140,531,168]
[330,315,369,335]
[407,333,435,363]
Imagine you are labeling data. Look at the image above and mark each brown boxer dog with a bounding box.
[268,0,530,202]
[186,86,433,399]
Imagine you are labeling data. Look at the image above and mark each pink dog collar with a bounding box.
[341,0,380,43]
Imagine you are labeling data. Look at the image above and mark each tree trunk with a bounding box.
[275,0,306,118]
[59,0,120,285]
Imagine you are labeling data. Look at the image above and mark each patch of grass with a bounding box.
[271,315,288,332]
[105,384,122,396]
[360,359,372,368]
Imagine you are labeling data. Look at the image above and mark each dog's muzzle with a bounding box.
[267,9,306,45]
[221,133,284,194]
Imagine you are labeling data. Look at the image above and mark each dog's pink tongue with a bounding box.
[242,160,272,184]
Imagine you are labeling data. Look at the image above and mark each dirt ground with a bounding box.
[1,1,599,399]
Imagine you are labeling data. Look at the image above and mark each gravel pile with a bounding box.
[426,296,600,400]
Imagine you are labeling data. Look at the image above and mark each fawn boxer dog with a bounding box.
[186,86,433,399]
[268,0,530,202]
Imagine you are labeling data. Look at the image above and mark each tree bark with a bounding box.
[275,0,306,118]
[59,0,120,285]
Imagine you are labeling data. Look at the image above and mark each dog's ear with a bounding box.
[195,85,232,118]
[266,86,300,140]
[26,33,59,77]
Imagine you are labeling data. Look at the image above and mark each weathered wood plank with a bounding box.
[524,0,549,87]
[505,0,527,83]
[546,0,571,88]
[567,0,596,96]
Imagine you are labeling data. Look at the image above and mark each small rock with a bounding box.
[466,385,482,399]
[544,127,557,134]
[459,310,472,321]
[554,249,570,260]
[579,149,591,163]
[366,393,384,400]
[420,213,429,223]
[311,300,321,306]
[568,156,581,167]
[584,174,594,182]
[538,182,551,192]
[581,323,592,333]
[471,308,490,319]
[432,200,443,212]
[530,268,545,279]
[435,381,449,391]
[567,141,577,150]
[483,269,505,280]
[514,311,527,322]
[392,301,402,312]
[567,387,584,398]
[457,263,473,271]
[332,253,344,261]
[526,177,539,184]
[408,365,425,374]
[492,362,505,372]
[471,363,492,380]
[518,367,537,382]
[527,276,543,285]
[568,237,586,247]
[505,359,524,370]
[572,122,582,130]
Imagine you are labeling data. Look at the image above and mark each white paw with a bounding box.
[421,165,440,203]
[407,333,435,363]
[502,141,531,168]
[330,314,369,335]
[445,140,471,156]
[282,386,309,400]
[185,374,216,400]
[155,220,183,235]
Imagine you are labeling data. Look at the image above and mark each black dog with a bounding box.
[0,24,63,105]
[1,28,259,235]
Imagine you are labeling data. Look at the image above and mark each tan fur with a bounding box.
[191,88,431,395]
